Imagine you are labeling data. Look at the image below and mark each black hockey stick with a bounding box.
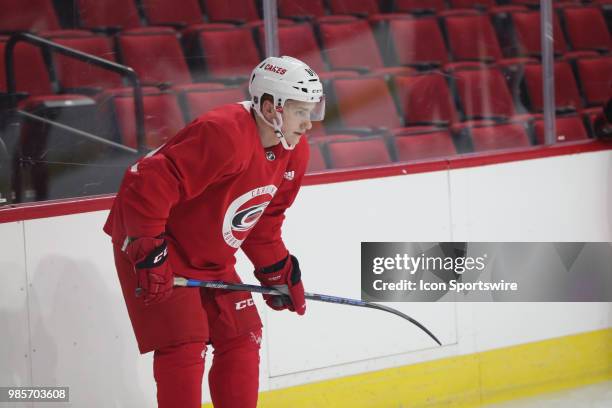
[174,277,442,346]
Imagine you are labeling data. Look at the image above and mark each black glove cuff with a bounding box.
[257,254,301,285]
[258,255,289,274]
[135,241,168,269]
[289,255,301,285]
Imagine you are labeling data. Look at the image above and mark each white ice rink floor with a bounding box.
[486,381,612,408]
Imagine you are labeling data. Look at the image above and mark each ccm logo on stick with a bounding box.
[235,299,255,310]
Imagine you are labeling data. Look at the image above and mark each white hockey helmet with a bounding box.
[249,56,325,149]
[249,55,325,120]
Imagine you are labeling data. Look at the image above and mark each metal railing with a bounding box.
[4,32,145,152]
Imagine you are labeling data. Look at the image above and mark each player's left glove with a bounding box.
[254,254,306,315]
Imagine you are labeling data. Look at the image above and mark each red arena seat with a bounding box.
[533,116,589,144]
[522,61,582,112]
[387,17,449,67]
[318,19,413,75]
[469,123,531,151]
[307,141,327,172]
[326,136,392,168]
[327,0,383,15]
[279,0,327,19]
[98,88,185,149]
[118,28,192,86]
[452,66,517,121]
[511,10,567,56]
[331,77,404,131]
[179,87,246,120]
[561,6,611,52]
[394,0,446,13]
[195,26,262,80]
[258,23,327,74]
[76,0,142,30]
[43,31,123,92]
[449,0,496,9]
[141,0,204,27]
[202,0,260,23]
[0,38,53,96]
[574,56,612,106]
[394,130,456,161]
[444,14,503,62]
[394,73,460,125]
[0,0,61,32]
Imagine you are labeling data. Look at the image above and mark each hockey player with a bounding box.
[103,56,325,407]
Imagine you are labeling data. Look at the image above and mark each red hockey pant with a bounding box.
[114,246,262,408]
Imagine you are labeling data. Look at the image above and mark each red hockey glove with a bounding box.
[254,254,306,315]
[124,236,173,306]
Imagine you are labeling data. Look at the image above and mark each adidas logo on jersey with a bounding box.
[284,171,295,181]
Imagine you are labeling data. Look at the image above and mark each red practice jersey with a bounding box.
[104,102,309,280]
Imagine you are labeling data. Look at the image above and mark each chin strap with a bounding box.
[255,108,296,150]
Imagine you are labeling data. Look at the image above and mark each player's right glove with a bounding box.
[254,254,306,315]
[123,235,173,306]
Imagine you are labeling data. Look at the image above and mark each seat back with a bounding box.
[444,14,503,61]
[307,141,327,172]
[102,89,185,148]
[575,56,612,106]
[181,87,246,120]
[449,0,496,9]
[453,67,515,119]
[395,0,446,13]
[534,116,588,143]
[326,136,392,168]
[318,19,384,71]
[562,6,611,51]
[523,61,582,111]
[141,0,204,26]
[0,0,60,32]
[0,38,52,95]
[279,0,327,18]
[328,0,380,15]
[198,27,261,79]
[511,11,567,56]
[45,32,123,90]
[389,17,448,66]
[118,28,192,85]
[332,77,402,129]
[470,123,530,151]
[77,0,141,30]
[259,23,327,73]
[394,130,456,161]
[394,73,459,124]
[203,0,260,23]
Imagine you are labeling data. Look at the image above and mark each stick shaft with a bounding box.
[174,277,441,346]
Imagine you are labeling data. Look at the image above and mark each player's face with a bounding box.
[282,100,315,145]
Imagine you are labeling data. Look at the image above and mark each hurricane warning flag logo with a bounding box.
[222,185,278,248]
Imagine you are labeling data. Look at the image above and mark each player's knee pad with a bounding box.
[213,328,262,355]
[154,342,206,408]
[209,330,261,408]
[153,342,206,390]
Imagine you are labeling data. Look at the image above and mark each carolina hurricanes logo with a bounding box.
[232,202,269,232]
[222,185,278,248]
